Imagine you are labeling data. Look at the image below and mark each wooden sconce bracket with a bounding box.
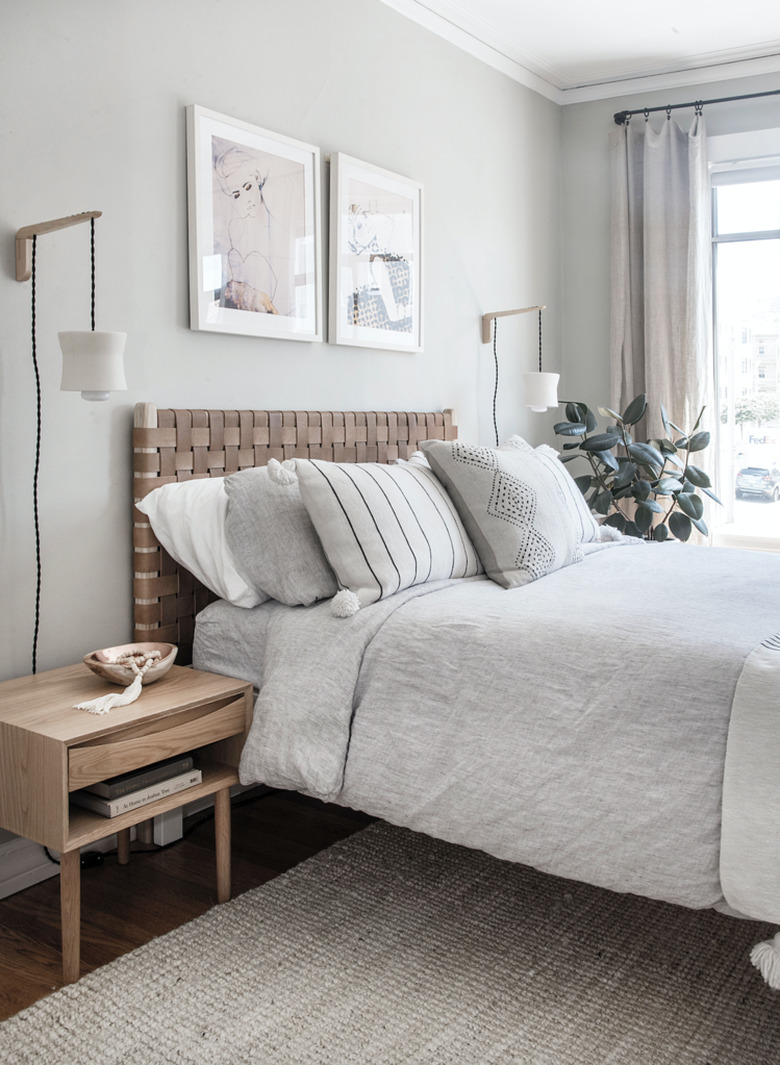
[480,304,545,344]
[15,211,102,282]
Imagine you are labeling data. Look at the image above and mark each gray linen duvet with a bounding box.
[193,544,780,918]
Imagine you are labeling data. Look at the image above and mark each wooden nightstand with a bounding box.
[0,663,253,984]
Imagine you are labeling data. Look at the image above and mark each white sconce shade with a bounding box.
[523,371,559,413]
[59,331,127,401]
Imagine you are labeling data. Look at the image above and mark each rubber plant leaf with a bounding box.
[598,406,623,422]
[669,511,692,541]
[676,492,704,520]
[656,476,685,495]
[554,421,587,436]
[684,465,711,488]
[627,442,664,471]
[580,432,622,453]
[634,506,654,533]
[622,394,648,426]
[688,431,711,453]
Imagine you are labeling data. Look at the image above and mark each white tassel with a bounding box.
[75,649,160,714]
[331,589,361,617]
[598,525,624,542]
[75,673,145,715]
[751,932,780,990]
[268,458,298,486]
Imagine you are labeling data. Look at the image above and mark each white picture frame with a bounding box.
[329,153,423,352]
[186,105,322,342]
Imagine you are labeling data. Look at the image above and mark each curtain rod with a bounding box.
[613,87,780,126]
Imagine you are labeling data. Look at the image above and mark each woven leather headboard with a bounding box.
[132,404,457,663]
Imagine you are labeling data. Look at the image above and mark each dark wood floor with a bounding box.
[0,790,373,1022]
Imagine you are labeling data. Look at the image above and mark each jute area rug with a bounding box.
[1,823,778,1065]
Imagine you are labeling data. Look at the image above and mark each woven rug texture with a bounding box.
[0,822,778,1064]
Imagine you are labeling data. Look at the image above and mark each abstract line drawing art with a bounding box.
[329,154,422,352]
[187,106,322,342]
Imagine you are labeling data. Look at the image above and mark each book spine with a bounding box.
[85,755,195,798]
[72,770,203,818]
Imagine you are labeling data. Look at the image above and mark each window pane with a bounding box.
[716,181,780,235]
[716,237,780,535]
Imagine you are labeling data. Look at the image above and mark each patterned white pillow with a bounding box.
[421,439,583,589]
[501,436,601,544]
[294,459,483,608]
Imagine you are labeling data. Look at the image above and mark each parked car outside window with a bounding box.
[735,466,780,501]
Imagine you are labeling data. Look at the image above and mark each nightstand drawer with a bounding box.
[68,696,247,790]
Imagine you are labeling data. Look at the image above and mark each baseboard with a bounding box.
[0,836,60,899]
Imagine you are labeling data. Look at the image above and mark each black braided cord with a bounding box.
[492,318,499,447]
[30,235,42,674]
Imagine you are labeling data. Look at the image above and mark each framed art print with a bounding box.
[329,153,422,352]
[186,105,322,341]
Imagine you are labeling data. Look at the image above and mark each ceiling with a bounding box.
[379,0,780,103]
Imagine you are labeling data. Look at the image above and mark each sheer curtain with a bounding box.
[609,114,713,440]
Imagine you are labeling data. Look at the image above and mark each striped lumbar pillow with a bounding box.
[294,459,483,609]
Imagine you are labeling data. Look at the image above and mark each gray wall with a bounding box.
[560,70,780,412]
[0,0,562,683]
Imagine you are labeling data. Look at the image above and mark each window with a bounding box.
[712,168,780,542]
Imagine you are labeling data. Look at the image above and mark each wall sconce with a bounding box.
[58,330,128,402]
[15,211,126,673]
[15,210,127,400]
[481,304,559,442]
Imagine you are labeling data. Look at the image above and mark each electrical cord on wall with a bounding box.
[30,235,42,675]
[492,317,500,447]
[28,218,97,674]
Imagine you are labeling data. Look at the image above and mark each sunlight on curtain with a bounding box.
[609,115,713,441]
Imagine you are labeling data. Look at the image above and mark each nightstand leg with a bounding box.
[117,828,131,865]
[136,818,154,845]
[214,787,231,903]
[60,849,81,984]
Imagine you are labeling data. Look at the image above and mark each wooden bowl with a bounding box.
[83,642,177,686]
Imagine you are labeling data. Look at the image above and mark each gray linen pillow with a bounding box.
[421,439,583,589]
[224,467,337,606]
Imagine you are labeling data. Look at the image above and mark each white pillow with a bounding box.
[421,439,583,589]
[501,436,601,544]
[294,459,483,608]
[393,451,431,468]
[136,479,266,609]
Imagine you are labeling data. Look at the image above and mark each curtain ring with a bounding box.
[644,108,650,122]
[666,106,672,120]
[695,101,703,116]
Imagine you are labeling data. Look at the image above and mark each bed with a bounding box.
[132,404,780,987]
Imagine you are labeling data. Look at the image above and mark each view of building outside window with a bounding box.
[714,178,780,538]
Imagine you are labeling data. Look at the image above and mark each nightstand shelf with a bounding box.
[0,663,253,984]
[66,760,237,849]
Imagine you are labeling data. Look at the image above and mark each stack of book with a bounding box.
[71,754,202,817]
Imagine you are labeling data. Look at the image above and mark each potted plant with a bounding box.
[554,394,721,541]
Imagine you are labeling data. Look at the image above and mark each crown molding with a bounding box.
[378,0,780,106]
[376,0,562,103]
[560,53,780,105]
